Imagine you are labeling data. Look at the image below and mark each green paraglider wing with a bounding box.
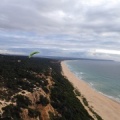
[29,51,40,58]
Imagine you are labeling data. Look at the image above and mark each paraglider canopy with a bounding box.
[29,51,40,58]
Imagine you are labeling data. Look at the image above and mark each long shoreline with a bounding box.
[61,61,120,120]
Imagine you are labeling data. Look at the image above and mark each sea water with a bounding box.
[65,60,120,102]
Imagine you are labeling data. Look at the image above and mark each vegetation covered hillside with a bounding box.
[0,55,97,120]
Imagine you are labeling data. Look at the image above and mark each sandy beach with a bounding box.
[61,61,120,120]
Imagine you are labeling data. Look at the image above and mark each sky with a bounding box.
[0,0,120,60]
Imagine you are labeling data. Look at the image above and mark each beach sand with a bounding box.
[61,61,120,120]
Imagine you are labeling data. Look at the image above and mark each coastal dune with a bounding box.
[61,61,120,120]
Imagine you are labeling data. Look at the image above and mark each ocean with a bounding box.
[65,60,120,102]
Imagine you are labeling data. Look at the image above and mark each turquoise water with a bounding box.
[65,60,120,102]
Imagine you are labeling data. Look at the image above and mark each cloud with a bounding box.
[95,49,120,55]
[0,0,120,60]
[0,49,25,55]
[0,0,120,34]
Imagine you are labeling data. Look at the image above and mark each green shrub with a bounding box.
[28,108,40,118]
[2,104,22,120]
[82,97,88,106]
[36,95,49,106]
[42,86,49,94]
[74,89,81,96]
[14,95,32,108]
